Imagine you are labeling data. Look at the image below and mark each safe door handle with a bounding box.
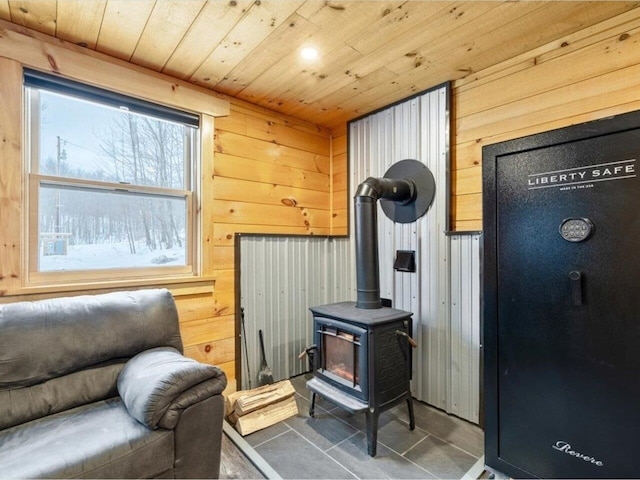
[569,271,583,306]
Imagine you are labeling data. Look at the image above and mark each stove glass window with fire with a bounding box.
[321,326,360,387]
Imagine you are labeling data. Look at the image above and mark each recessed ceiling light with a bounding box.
[300,47,319,61]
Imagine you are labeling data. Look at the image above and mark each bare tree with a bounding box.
[94,112,186,253]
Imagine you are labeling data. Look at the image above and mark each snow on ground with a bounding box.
[40,241,185,272]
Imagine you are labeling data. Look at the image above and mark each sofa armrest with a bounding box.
[117,347,226,430]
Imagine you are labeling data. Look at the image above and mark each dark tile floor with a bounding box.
[242,373,484,479]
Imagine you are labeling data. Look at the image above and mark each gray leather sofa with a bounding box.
[0,289,227,479]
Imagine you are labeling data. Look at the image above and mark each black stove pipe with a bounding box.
[355,177,415,309]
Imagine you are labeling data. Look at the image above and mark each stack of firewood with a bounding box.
[224,380,298,436]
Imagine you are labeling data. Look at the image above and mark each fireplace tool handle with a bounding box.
[299,345,319,417]
[395,330,418,348]
[299,345,317,372]
[240,308,252,389]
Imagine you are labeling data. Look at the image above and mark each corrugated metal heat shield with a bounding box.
[238,236,352,390]
[349,84,481,423]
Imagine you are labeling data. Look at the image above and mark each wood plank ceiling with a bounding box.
[1,1,638,130]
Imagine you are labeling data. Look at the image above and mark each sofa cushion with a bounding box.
[0,397,174,479]
[0,289,183,391]
[118,347,226,429]
[0,360,124,430]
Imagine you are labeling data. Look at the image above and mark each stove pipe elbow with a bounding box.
[354,177,415,309]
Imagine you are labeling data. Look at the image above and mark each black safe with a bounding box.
[483,111,640,478]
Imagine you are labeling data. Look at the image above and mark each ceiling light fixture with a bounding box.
[300,47,319,61]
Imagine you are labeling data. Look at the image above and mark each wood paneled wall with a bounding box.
[213,98,332,240]
[451,8,640,231]
[331,125,348,235]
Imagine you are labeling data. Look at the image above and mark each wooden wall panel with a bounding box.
[214,130,329,173]
[201,115,216,276]
[330,125,348,234]
[213,152,329,191]
[0,57,22,295]
[184,337,236,366]
[211,97,334,251]
[213,98,332,236]
[212,246,235,270]
[174,293,220,323]
[213,224,330,246]
[0,2,9,21]
[451,9,640,231]
[180,315,235,349]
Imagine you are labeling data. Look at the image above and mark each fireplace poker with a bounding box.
[240,307,252,389]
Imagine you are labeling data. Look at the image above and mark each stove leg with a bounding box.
[406,396,415,431]
[309,392,316,418]
[365,410,379,457]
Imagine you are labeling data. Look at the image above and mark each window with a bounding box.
[24,70,200,284]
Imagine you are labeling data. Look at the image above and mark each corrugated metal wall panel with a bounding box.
[238,236,352,390]
[450,233,482,423]
[349,86,452,412]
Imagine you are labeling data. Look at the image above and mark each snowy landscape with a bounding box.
[34,89,193,274]
[40,241,185,272]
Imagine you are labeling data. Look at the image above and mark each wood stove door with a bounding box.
[314,317,368,402]
[487,123,640,478]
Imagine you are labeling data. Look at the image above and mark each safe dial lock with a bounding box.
[559,217,593,242]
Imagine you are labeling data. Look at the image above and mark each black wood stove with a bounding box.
[307,302,415,456]
[305,159,435,456]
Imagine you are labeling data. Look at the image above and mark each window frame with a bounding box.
[23,78,201,286]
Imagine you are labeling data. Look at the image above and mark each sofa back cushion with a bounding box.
[0,360,125,430]
[0,289,183,391]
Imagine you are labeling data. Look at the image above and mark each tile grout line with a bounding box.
[399,433,430,457]
[418,428,481,460]
[250,427,294,449]
[286,426,362,480]
[372,413,481,460]
[324,431,360,454]
[289,386,370,476]
[386,411,482,459]
[326,429,440,480]
[463,455,486,480]
[394,433,480,479]
[376,434,440,479]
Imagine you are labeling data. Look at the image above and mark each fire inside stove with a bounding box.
[321,327,360,387]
